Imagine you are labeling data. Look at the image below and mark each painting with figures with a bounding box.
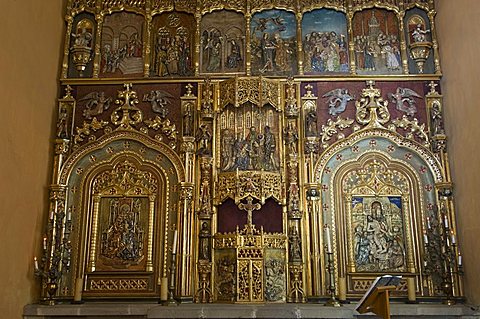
[353,9,403,75]
[100,12,144,78]
[151,12,195,77]
[302,9,349,74]
[201,10,245,74]
[250,9,297,76]
[351,196,407,272]
[97,197,149,271]
[219,105,280,172]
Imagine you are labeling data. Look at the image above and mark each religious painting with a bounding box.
[351,196,407,272]
[250,9,297,76]
[264,249,286,302]
[96,197,150,271]
[200,10,245,74]
[151,12,195,77]
[302,9,349,74]
[405,8,434,74]
[69,14,95,78]
[100,12,145,78]
[218,105,280,172]
[353,9,403,75]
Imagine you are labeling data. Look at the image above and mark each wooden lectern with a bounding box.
[355,275,402,319]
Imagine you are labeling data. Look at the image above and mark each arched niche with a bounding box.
[313,129,443,297]
[59,131,185,298]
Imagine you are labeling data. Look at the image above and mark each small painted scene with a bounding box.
[152,12,195,77]
[251,9,297,76]
[302,9,349,74]
[100,12,145,78]
[201,10,246,74]
[351,196,407,272]
[353,9,403,75]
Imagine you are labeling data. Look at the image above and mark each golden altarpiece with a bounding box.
[35,0,464,307]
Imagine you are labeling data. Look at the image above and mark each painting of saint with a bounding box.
[98,197,147,270]
[351,196,406,272]
[151,12,195,77]
[201,11,245,74]
[250,9,297,76]
[302,9,349,74]
[353,9,403,75]
[100,12,145,78]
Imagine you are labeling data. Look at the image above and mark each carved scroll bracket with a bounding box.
[111,83,143,130]
[355,81,390,129]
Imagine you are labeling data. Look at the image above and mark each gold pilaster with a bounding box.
[398,12,410,75]
[428,10,442,75]
[88,195,101,272]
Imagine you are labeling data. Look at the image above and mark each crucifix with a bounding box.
[238,196,261,226]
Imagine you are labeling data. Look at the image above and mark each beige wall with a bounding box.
[0,1,479,318]
[0,1,64,318]
[437,0,480,306]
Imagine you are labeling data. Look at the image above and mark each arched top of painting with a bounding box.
[314,128,443,184]
[301,2,347,14]
[200,4,247,15]
[351,1,401,14]
[250,0,296,14]
[334,151,423,196]
[84,152,164,196]
[100,0,147,16]
[60,130,185,185]
[403,0,431,13]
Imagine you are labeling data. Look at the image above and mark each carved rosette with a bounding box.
[355,81,390,129]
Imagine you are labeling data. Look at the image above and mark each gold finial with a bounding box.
[366,80,375,89]
[64,85,73,99]
[428,81,438,94]
[185,83,193,96]
[124,83,133,92]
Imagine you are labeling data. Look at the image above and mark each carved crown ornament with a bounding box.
[73,83,183,150]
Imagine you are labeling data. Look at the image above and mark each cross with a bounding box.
[366,80,375,89]
[238,196,261,226]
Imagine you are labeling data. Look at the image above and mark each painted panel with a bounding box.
[353,9,402,75]
[251,9,297,75]
[302,9,349,74]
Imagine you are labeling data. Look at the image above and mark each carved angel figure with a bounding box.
[143,90,173,119]
[80,91,112,119]
[323,88,355,116]
[388,87,423,117]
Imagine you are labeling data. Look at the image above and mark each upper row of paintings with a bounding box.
[67,8,437,78]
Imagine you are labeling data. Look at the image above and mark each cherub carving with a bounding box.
[80,91,112,119]
[388,87,423,117]
[143,90,173,119]
[323,88,355,116]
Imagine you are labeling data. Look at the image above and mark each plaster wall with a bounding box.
[436,0,480,307]
[0,1,65,318]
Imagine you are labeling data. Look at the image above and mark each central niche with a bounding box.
[213,77,287,303]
